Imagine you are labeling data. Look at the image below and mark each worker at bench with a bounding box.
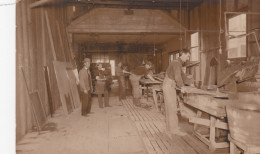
[163,49,194,136]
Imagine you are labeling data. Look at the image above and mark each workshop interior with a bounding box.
[16,0,260,154]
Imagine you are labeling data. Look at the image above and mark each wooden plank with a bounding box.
[182,135,212,154]
[29,91,47,128]
[122,99,136,121]
[21,67,41,133]
[146,122,170,153]
[209,116,216,150]
[66,69,81,109]
[194,131,211,147]
[189,117,228,130]
[121,100,136,121]
[52,61,74,115]
[29,0,53,9]
[143,138,157,154]
[41,8,47,66]
[161,132,186,154]
[124,99,140,121]
[140,123,163,154]
[149,122,171,150]
[194,110,202,131]
[126,99,145,121]
[56,20,67,61]
[138,110,149,121]
[44,10,56,60]
[43,66,54,117]
[215,142,229,149]
[171,136,197,154]
[135,122,156,154]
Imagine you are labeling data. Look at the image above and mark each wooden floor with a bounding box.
[122,97,228,154]
[16,92,229,154]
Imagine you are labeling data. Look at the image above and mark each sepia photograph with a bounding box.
[9,0,260,153]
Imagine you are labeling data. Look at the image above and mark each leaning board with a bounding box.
[29,91,47,129]
[53,61,74,115]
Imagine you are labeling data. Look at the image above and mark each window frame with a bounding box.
[226,13,248,60]
[190,32,200,62]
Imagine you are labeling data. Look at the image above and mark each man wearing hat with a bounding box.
[129,61,156,106]
[79,58,93,116]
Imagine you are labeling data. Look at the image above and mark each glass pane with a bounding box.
[228,14,246,58]
[109,60,115,76]
[191,32,199,47]
[191,47,199,61]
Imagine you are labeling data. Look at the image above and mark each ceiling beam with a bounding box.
[29,0,54,9]
[73,32,181,35]
[66,0,201,10]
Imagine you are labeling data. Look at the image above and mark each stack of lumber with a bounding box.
[51,61,81,115]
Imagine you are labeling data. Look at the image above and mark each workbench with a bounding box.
[183,93,230,151]
[139,79,162,101]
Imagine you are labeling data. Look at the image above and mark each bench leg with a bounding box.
[209,116,216,151]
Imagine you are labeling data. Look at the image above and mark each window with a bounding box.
[227,14,247,59]
[92,54,109,63]
[91,54,116,76]
[169,52,179,63]
[190,32,199,61]
[109,60,115,76]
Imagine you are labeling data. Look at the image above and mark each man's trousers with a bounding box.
[162,75,179,133]
[81,91,92,115]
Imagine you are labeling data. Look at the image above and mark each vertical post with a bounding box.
[193,110,202,131]
[209,116,216,150]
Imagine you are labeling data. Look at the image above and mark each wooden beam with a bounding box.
[56,20,67,61]
[41,8,47,66]
[189,117,228,130]
[67,28,183,33]
[44,10,57,60]
[66,0,202,9]
[29,0,54,9]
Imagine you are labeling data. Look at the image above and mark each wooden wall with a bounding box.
[16,0,73,141]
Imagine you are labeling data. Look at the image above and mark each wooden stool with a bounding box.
[229,135,260,154]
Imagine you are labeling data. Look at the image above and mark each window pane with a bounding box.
[109,60,115,76]
[191,32,199,47]
[191,47,199,61]
[228,14,246,58]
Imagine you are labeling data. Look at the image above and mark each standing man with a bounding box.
[79,58,93,116]
[94,63,110,108]
[163,49,193,136]
[129,61,155,106]
[115,62,126,101]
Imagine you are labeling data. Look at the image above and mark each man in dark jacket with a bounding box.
[163,49,193,136]
[79,58,92,116]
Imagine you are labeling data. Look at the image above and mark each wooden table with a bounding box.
[183,94,230,151]
[139,79,162,101]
